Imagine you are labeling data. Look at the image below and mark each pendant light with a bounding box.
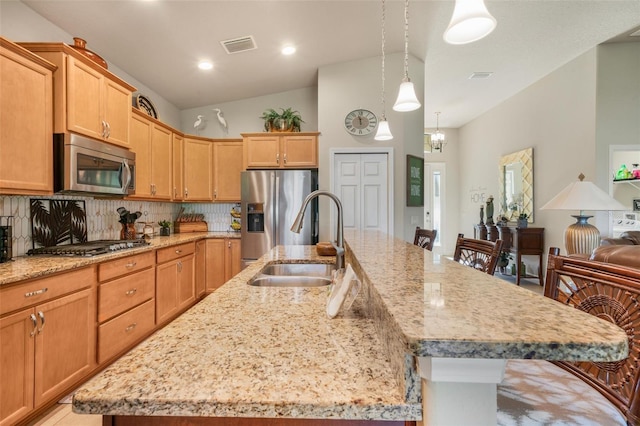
[375,0,393,141]
[392,0,421,112]
[443,0,497,45]
[431,112,446,151]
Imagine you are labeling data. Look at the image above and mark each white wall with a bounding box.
[458,49,599,264]
[0,0,182,128]
[318,54,425,242]
[179,87,318,138]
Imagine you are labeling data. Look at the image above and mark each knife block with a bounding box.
[174,221,208,233]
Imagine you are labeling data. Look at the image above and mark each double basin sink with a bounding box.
[248,262,336,287]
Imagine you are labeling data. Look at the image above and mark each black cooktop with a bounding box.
[27,239,149,257]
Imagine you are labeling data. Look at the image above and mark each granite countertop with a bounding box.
[0,232,240,286]
[71,230,627,421]
[73,245,422,421]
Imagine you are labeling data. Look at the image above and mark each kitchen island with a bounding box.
[72,230,628,425]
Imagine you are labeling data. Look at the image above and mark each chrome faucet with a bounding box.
[291,190,345,270]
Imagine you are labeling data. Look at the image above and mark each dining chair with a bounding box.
[413,227,437,251]
[453,233,503,275]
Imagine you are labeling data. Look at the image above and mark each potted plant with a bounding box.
[517,213,528,228]
[158,220,171,236]
[260,107,304,132]
[497,250,512,273]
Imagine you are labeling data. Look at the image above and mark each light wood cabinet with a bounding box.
[156,243,195,325]
[18,42,135,148]
[0,267,97,426]
[242,132,319,169]
[130,109,173,200]
[183,136,214,201]
[172,132,184,201]
[212,139,243,202]
[195,240,206,299]
[0,38,56,196]
[97,251,156,364]
[205,238,242,292]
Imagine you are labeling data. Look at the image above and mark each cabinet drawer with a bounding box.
[98,268,155,323]
[98,251,155,282]
[98,299,155,364]
[156,242,195,264]
[0,266,96,315]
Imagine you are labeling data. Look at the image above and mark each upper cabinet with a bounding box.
[129,109,173,200]
[242,132,319,169]
[19,42,136,148]
[183,136,214,201]
[212,139,243,202]
[0,38,57,196]
[172,132,185,201]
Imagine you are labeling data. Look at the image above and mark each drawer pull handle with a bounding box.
[175,249,182,254]
[125,262,137,269]
[25,288,48,298]
[125,323,137,333]
[37,311,45,334]
[30,313,37,337]
[125,288,137,296]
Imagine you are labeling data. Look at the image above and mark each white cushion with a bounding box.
[497,359,626,425]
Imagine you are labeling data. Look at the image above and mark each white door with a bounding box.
[333,153,389,234]
[426,162,446,254]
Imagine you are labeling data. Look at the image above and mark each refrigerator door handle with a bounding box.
[274,173,280,245]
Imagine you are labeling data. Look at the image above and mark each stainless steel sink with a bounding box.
[247,262,336,287]
[259,263,336,277]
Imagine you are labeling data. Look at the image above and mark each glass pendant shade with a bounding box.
[393,80,421,112]
[374,119,393,141]
[443,0,497,45]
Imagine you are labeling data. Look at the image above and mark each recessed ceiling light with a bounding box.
[198,61,213,70]
[281,45,296,55]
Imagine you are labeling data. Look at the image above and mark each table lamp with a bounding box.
[540,173,627,255]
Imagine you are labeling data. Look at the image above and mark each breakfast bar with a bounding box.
[72,230,628,425]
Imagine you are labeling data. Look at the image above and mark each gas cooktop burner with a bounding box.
[27,239,150,257]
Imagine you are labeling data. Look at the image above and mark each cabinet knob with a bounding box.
[124,323,137,333]
[125,262,137,269]
[125,288,137,296]
[105,121,111,138]
[284,154,287,164]
[276,153,280,164]
[185,188,188,198]
[214,190,217,199]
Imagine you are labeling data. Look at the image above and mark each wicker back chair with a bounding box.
[413,227,437,251]
[453,233,503,275]
[543,248,640,425]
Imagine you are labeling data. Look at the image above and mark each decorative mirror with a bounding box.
[498,148,534,223]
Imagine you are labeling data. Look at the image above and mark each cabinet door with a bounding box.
[130,113,153,198]
[213,140,243,201]
[244,136,280,168]
[172,133,184,201]
[282,135,318,168]
[0,309,35,426]
[155,260,179,325]
[103,79,132,147]
[34,287,96,407]
[225,239,242,281]
[183,138,213,201]
[0,45,53,195]
[205,239,226,292]
[195,240,206,298]
[151,124,173,200]
[66,56,104,140]
[177,255,195,311]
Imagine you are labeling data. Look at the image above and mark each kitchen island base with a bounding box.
[103,417,416,426]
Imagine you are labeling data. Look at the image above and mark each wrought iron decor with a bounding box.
[30,199,87,249]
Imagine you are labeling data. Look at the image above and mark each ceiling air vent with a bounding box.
[469,72,493,80]
[221,36,257,54]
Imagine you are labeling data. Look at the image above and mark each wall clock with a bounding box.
[344,109,377,136]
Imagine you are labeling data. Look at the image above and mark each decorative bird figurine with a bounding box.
[193,115,204,129]
[213,108,228,133]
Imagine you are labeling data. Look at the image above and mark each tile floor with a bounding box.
[30,278,544,426]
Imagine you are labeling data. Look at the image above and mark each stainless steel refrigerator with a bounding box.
[241,170,318,267]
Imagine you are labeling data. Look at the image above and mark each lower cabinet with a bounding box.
[156,242,196,325]
[0,267,97,426]
[205,238,242,292]
[195,240,207,299]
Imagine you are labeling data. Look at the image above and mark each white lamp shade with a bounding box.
[540,179,627,213]
[374,119,393,141]
[392,81,421,112]
[443,0,497,45]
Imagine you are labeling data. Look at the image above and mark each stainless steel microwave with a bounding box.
[54,133,135,196]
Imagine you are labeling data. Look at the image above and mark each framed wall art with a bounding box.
[406,155,424,207]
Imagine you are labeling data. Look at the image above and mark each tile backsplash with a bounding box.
[0,195,238,258]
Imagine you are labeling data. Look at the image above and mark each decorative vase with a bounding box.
[160,227,170,236]
[517,219,528,228]
[71,37,108,69]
